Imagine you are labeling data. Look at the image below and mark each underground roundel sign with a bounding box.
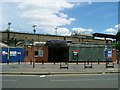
[73,50,78,53]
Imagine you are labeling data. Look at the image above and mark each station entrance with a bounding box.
[46,40,69,62]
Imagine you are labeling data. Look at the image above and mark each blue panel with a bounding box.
[104,50,108,59]
[9,48,17,62]
[1,48,8,63]
[9,48,24,62]
[16,48,24,62]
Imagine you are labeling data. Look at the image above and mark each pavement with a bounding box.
[0,62,120,75]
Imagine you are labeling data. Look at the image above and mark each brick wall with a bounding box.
[24,46,48,63]
[112,49,117,62]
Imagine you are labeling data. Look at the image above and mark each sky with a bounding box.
[1,0,120,36]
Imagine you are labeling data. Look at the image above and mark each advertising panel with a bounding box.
[10,51,17,56]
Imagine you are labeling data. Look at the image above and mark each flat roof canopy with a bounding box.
[92,33,116,39]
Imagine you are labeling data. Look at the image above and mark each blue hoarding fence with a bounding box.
[1,47,24,63]
[1,48,8,63]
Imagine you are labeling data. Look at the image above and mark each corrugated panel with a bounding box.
[69,44,112,62]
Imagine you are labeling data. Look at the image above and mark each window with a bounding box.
[39,50,44,57]
[34,50,38,57]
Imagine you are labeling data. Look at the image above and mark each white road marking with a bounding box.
[51,78,118,82]
[1,80,17,82]
[40,75,46,78]
[49,74,105,77]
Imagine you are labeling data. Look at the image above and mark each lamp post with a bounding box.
[7,22,11,40]
[54,27,60,40]
[32,25,36,68]
[54,27,57,36]
[6,22,11,64]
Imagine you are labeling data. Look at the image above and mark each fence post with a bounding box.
[117,58,119,64]
[98,59,100,64]
[33,58,35,68]
[76,59,78,65]
[42,60,44,65]
[18,59,20,64]
[7,59,9,65]
[87,59,89,64]
[54,59,55,65]
[30,59,32,65]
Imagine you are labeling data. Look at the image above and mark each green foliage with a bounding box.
[2,39,24,47]
[115,43,120,51]
[116,30,120,41]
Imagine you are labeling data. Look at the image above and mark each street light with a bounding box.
[7,22,11,40]
[32,24,37,68]
[8,22,11,25]
[33,25,36,34]
[54,27,57,36]
[6,22,11,64]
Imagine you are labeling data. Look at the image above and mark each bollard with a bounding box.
[33,59,35,68]
[98,59,100,64]
[7,59,9,64]
[42,60,44,65]
[54,59,55,65]
[30,59,32,65]
[76,60,78,65]
[18,59,20,64]
[87,59,89,64]
[117,59,119,64]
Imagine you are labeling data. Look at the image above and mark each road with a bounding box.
[1,73,119,88]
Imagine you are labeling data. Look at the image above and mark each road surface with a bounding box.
[1,73,119,88]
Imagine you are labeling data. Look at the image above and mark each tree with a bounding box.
[116,43,120,51]
[115,30,120,51]
[2,39,24,47]
[116,30,120,42]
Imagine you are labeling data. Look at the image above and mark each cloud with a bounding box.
[58,27,71,36]
[104,24,119,35]
[72,27,94,35]
[18,0,75,35]
[0,3,2,30]
[105,28,116,34]
[115,24,120,30]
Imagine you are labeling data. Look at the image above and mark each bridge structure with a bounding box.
[1,31,112,47]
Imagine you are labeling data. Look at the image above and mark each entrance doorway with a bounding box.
[48,45,69,62]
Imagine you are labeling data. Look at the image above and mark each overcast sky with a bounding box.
[1,0,120,36]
